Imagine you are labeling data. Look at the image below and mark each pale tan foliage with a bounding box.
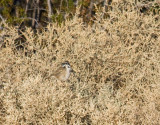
[0,2,160,124]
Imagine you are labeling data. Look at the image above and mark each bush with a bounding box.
[0,2,160,124]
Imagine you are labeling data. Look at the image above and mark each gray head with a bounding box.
[62,61,71,68]
[62,61,74,72]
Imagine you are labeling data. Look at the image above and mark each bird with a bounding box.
[53,61,74,82]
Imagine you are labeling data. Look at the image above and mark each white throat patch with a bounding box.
[65,66,71,80]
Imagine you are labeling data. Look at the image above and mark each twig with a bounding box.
[20,17,39,25]
[0,14,5,23]
[47,0,53,22]
[25,0,29,15]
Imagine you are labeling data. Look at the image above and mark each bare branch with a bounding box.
[25,0,29,15]
[47,0,53,22]
[65,0,69,10]
[88,0,94,19]
[32,1,36,28]
[60,0,63,12]
[28,8,47,11]
[20,17,38,25]
[37,0,40,22]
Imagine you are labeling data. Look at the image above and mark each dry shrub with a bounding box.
[0,2,160,124]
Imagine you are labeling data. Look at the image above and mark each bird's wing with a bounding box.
[53,67,65,77]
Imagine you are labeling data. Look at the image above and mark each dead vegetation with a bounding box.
[0,2,160,124]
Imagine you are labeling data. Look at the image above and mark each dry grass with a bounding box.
[0,2,160,125]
